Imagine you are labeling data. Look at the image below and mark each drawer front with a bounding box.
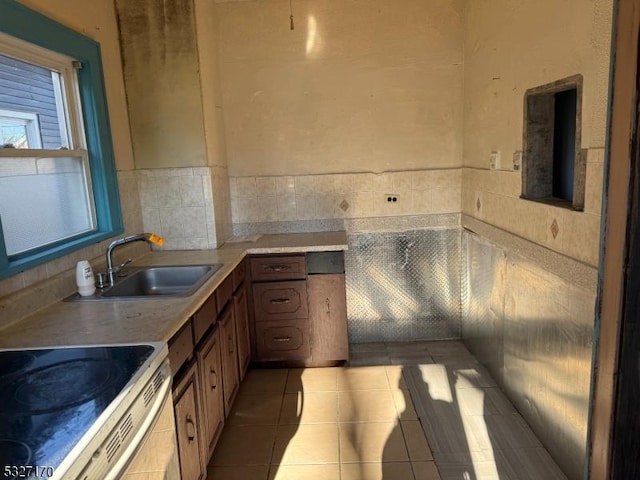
[256,321,310,360]
[168,321,195,377]
[215,274,234,314]
[192,294,217,346]
[250,255,306,282]
[232,259,246,292]
[253,281,309,322]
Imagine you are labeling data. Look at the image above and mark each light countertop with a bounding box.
[0,231,347,349]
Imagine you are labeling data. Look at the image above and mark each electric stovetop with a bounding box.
[0,344,157,479]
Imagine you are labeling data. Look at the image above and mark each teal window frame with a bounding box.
[0,0,123,279]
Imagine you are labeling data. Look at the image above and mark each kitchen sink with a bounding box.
[66,264,223,301]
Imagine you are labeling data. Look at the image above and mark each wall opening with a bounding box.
[522,75,585,210]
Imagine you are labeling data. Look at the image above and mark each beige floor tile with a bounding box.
[339,389,399,422]
[339,422,409,463]
[228,392,283,426]
[338,366,391,390]
[412,462,442,480]
[402,421,433,461]
[385,365,408,390]
[240,369,289,395]
[207,465,270,480]
[341,462,415,480]
[285,367,340,393]
[279,391,339,424]
[268,464,340,480]
[211,425,276,466]
[272,423,340,465]
[392,389,418,420]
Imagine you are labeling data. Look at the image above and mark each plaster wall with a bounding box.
[461,0,613,267]
[115,0,207,170]
[216,0,465,177]
[194,0,234,243]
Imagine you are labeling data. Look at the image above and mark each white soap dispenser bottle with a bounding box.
[76,260,96,297]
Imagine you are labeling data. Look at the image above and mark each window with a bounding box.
[0,0,123,279]
[522,75,585,210]
[0,110,42,149]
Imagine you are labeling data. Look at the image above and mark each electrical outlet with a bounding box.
[385,194,399,203]
[489,151,501,170]
[513,151,523,171]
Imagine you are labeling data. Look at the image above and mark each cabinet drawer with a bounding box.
[215,274,234,314]
[169,322,194,377]
[192,295,216,346]
[253,281,309,322]
[256,321,310,360]
[232,259,246,292]
[250,255,306,282]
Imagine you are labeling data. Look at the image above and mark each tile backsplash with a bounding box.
[138,166,224,250]
[462,148,604,266]
[230,169,462,233]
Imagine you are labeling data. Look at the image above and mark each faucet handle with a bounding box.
[96,272,109,288]
[115,258,133,276]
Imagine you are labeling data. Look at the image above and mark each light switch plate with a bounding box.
[513,151,523,171]
[489,151,501,170]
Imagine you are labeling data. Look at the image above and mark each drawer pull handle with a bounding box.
[186,414,196,441]
[265,264,292,272]
[270,297,291,304]
[210,367,218,390]
[273,336,293,342]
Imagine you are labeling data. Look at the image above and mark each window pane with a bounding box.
[0,123,28,147]
[0,53,69,149]
[0,156,95,255]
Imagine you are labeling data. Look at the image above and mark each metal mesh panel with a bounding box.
[345,229,461,342]
[462,230,594,480]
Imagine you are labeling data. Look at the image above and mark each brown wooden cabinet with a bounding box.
[173,362,205,480]
[308,273,349,363]
[249,252,348,366]
[197,328,224,462]
[168,260,248,476]
[234,286,251,380]
[219,305,239,415]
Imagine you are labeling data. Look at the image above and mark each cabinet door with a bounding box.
[308,274,349,363]
[252,280,309,322]
[197,328,224,461]
[173,364,204,480]
[220,307,239,415]
[233,286,251,379]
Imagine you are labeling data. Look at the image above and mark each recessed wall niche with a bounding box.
[522,75,586,210]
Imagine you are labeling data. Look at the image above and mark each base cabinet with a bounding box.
[173,362,205,480]
[197,328,224,462]
[234,286,251,380]
[249,253,349,366]
[308,274,349,363]
[169,260,250,476]
[219,305,239,415]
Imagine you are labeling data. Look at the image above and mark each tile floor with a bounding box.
[206,341,567,480]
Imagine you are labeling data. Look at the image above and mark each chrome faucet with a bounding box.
[105,233,162,287]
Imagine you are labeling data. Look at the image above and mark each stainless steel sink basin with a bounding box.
[66,264,223,301]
